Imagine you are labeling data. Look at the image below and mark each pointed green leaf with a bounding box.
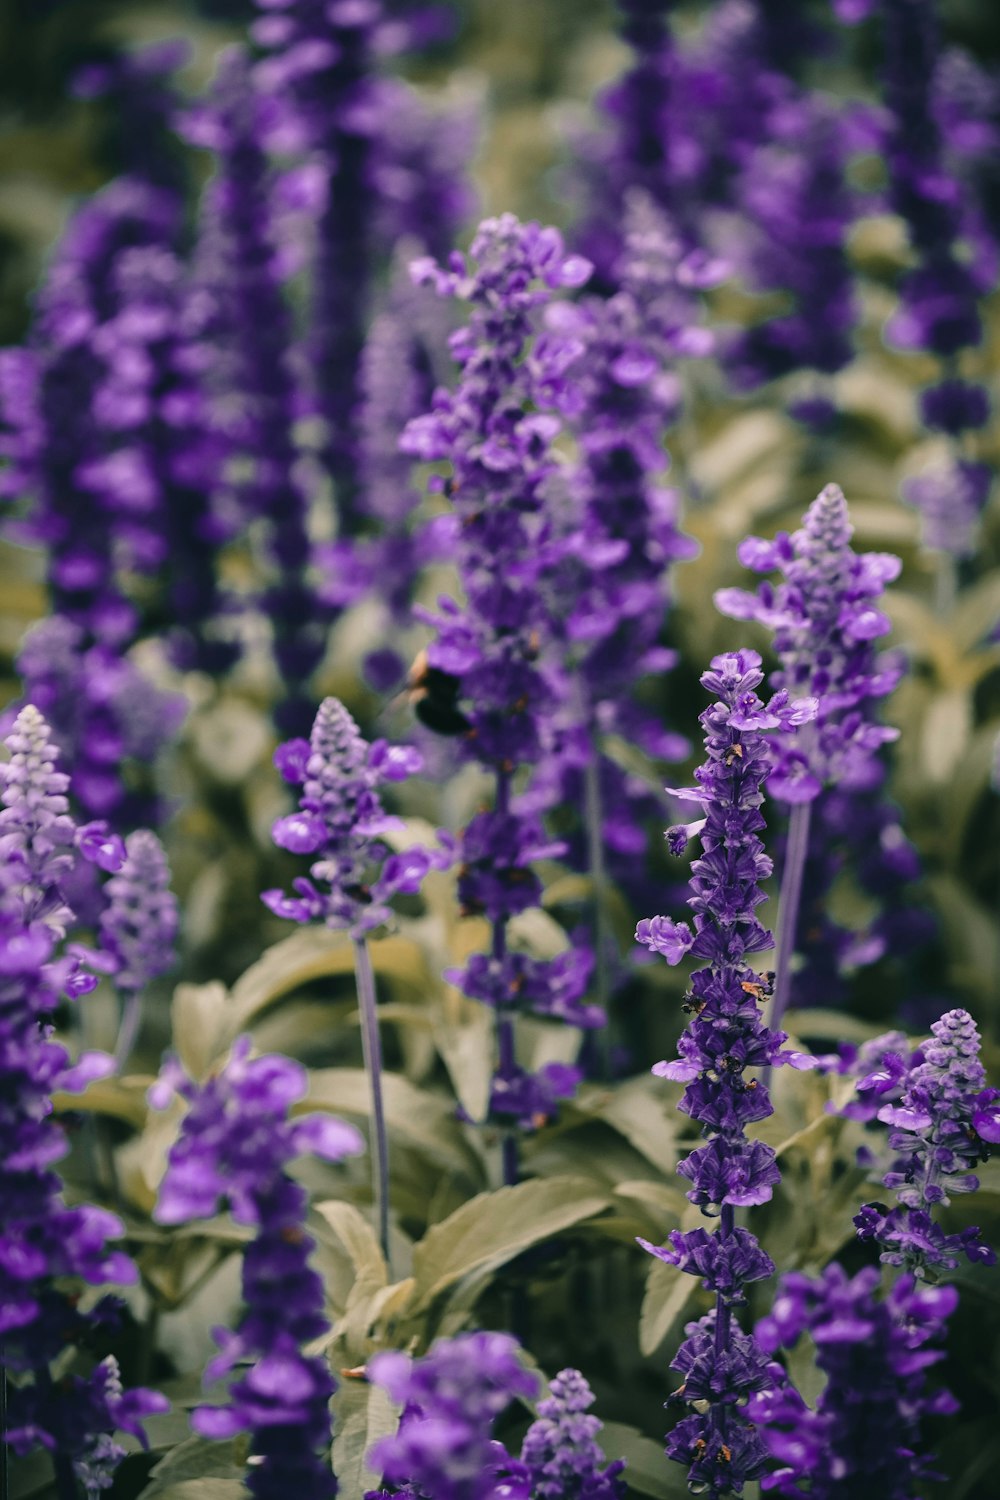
[410,1177,611,1312]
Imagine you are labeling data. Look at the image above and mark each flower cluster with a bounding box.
[519,1367,626,1500]
[879,0,993,559]
[365,1332,538,1500]
[402,215,599,1151]
[154,1036,363,1497]
[1,704,167,1490]
[184,44,326,733]
[636,650,815,1496]
[750,1264,958,1498]
[264,695,450,938]
[716,484,915,1019]
[850,1007,999,1276]
[13,615,186,828]
[0,174,179,647]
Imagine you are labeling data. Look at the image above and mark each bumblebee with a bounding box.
[723,742,744,766]
[406,649,471,736]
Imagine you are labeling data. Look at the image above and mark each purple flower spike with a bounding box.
[366,1332,538,1500]
[751,1264,958,1498]
[153,1038,362,1496]
[716,485,902,801]
[850,1007,998,1276]
[264,697,448,940]
[99,828,178,1067]
[636,650,808,1495]
[519,1368,625,1499]
[1,708,167,1492]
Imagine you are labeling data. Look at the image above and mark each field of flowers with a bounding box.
[3,1,1000,1497]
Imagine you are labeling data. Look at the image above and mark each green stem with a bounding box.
[764,799,813,1088]
[352,937,391,1272]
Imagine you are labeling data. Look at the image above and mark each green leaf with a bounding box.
[433,1008,494,1124]
[304,1068,481,1177]
[140,1435,244,1498]
[574,1078,679,1176]
[410,1176,611,1312]
[639,1256,703,1357]
[598,1422,689,1498]
[311,1199,387,1320]
[921,688,972,784]
[228,927,354,1032]
[331,1375,400,1498]
[171,982,229,1081]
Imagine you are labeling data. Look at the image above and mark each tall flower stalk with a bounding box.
[636,650,815,1496]
[401,215,600,1183]
[716,484,905,1038]
[1,705,166,1498]
[263,697,449,1263]
[99,829,178,1067]
[879,0,993,601]
[850,1006,999,1276]
[153,1037,363,1496]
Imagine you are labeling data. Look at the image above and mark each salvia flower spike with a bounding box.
[852,1006,999,1276]
[153,1038,362,1496]
[751,1264,959,1499]
[265,696,450,1262]
[636,649,816,1496]
[716,483,905,1036]
[1,704,166,1497]
[365,1332,538,1500]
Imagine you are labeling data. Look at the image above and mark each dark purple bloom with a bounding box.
[636,651,814,1495]
[366,1332,538,1500]
[402,216,598,1165]
[183,44,326,733]
[153,1037,362,1497]
[751,1264,959,1498]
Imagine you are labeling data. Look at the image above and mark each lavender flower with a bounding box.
[879,0,993,568]
[1,705,166,1495]
[263,697,446,938]
[99,829,178,1066]
[365,1332,538,1500]
[519,1368,626,1500]
[264,697,448,1260]
[750,1264,959,1498]
[153,1037,363,1497]
[183,45,324,733]
[716,484,909,1031]
[636,649,815,1496]
[527,196,703,908]
[401,215,597,1171]
[851,1007,998,1276]
[13,615,186,827]
[0,176,179,648]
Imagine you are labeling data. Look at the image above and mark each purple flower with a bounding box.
[635,651,811,1494]
[751,1264,959,1498]
[519,1368,625,1500]
[716,484,902,800]
[403,216,599,1164]
[263,697,449,939]
[12,616,187,828]
[366,1333,538,1500]
[0,707,165,1490]
[153,1037,362,1496]
[184,44,326,733]
[851,1008,997,1276]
